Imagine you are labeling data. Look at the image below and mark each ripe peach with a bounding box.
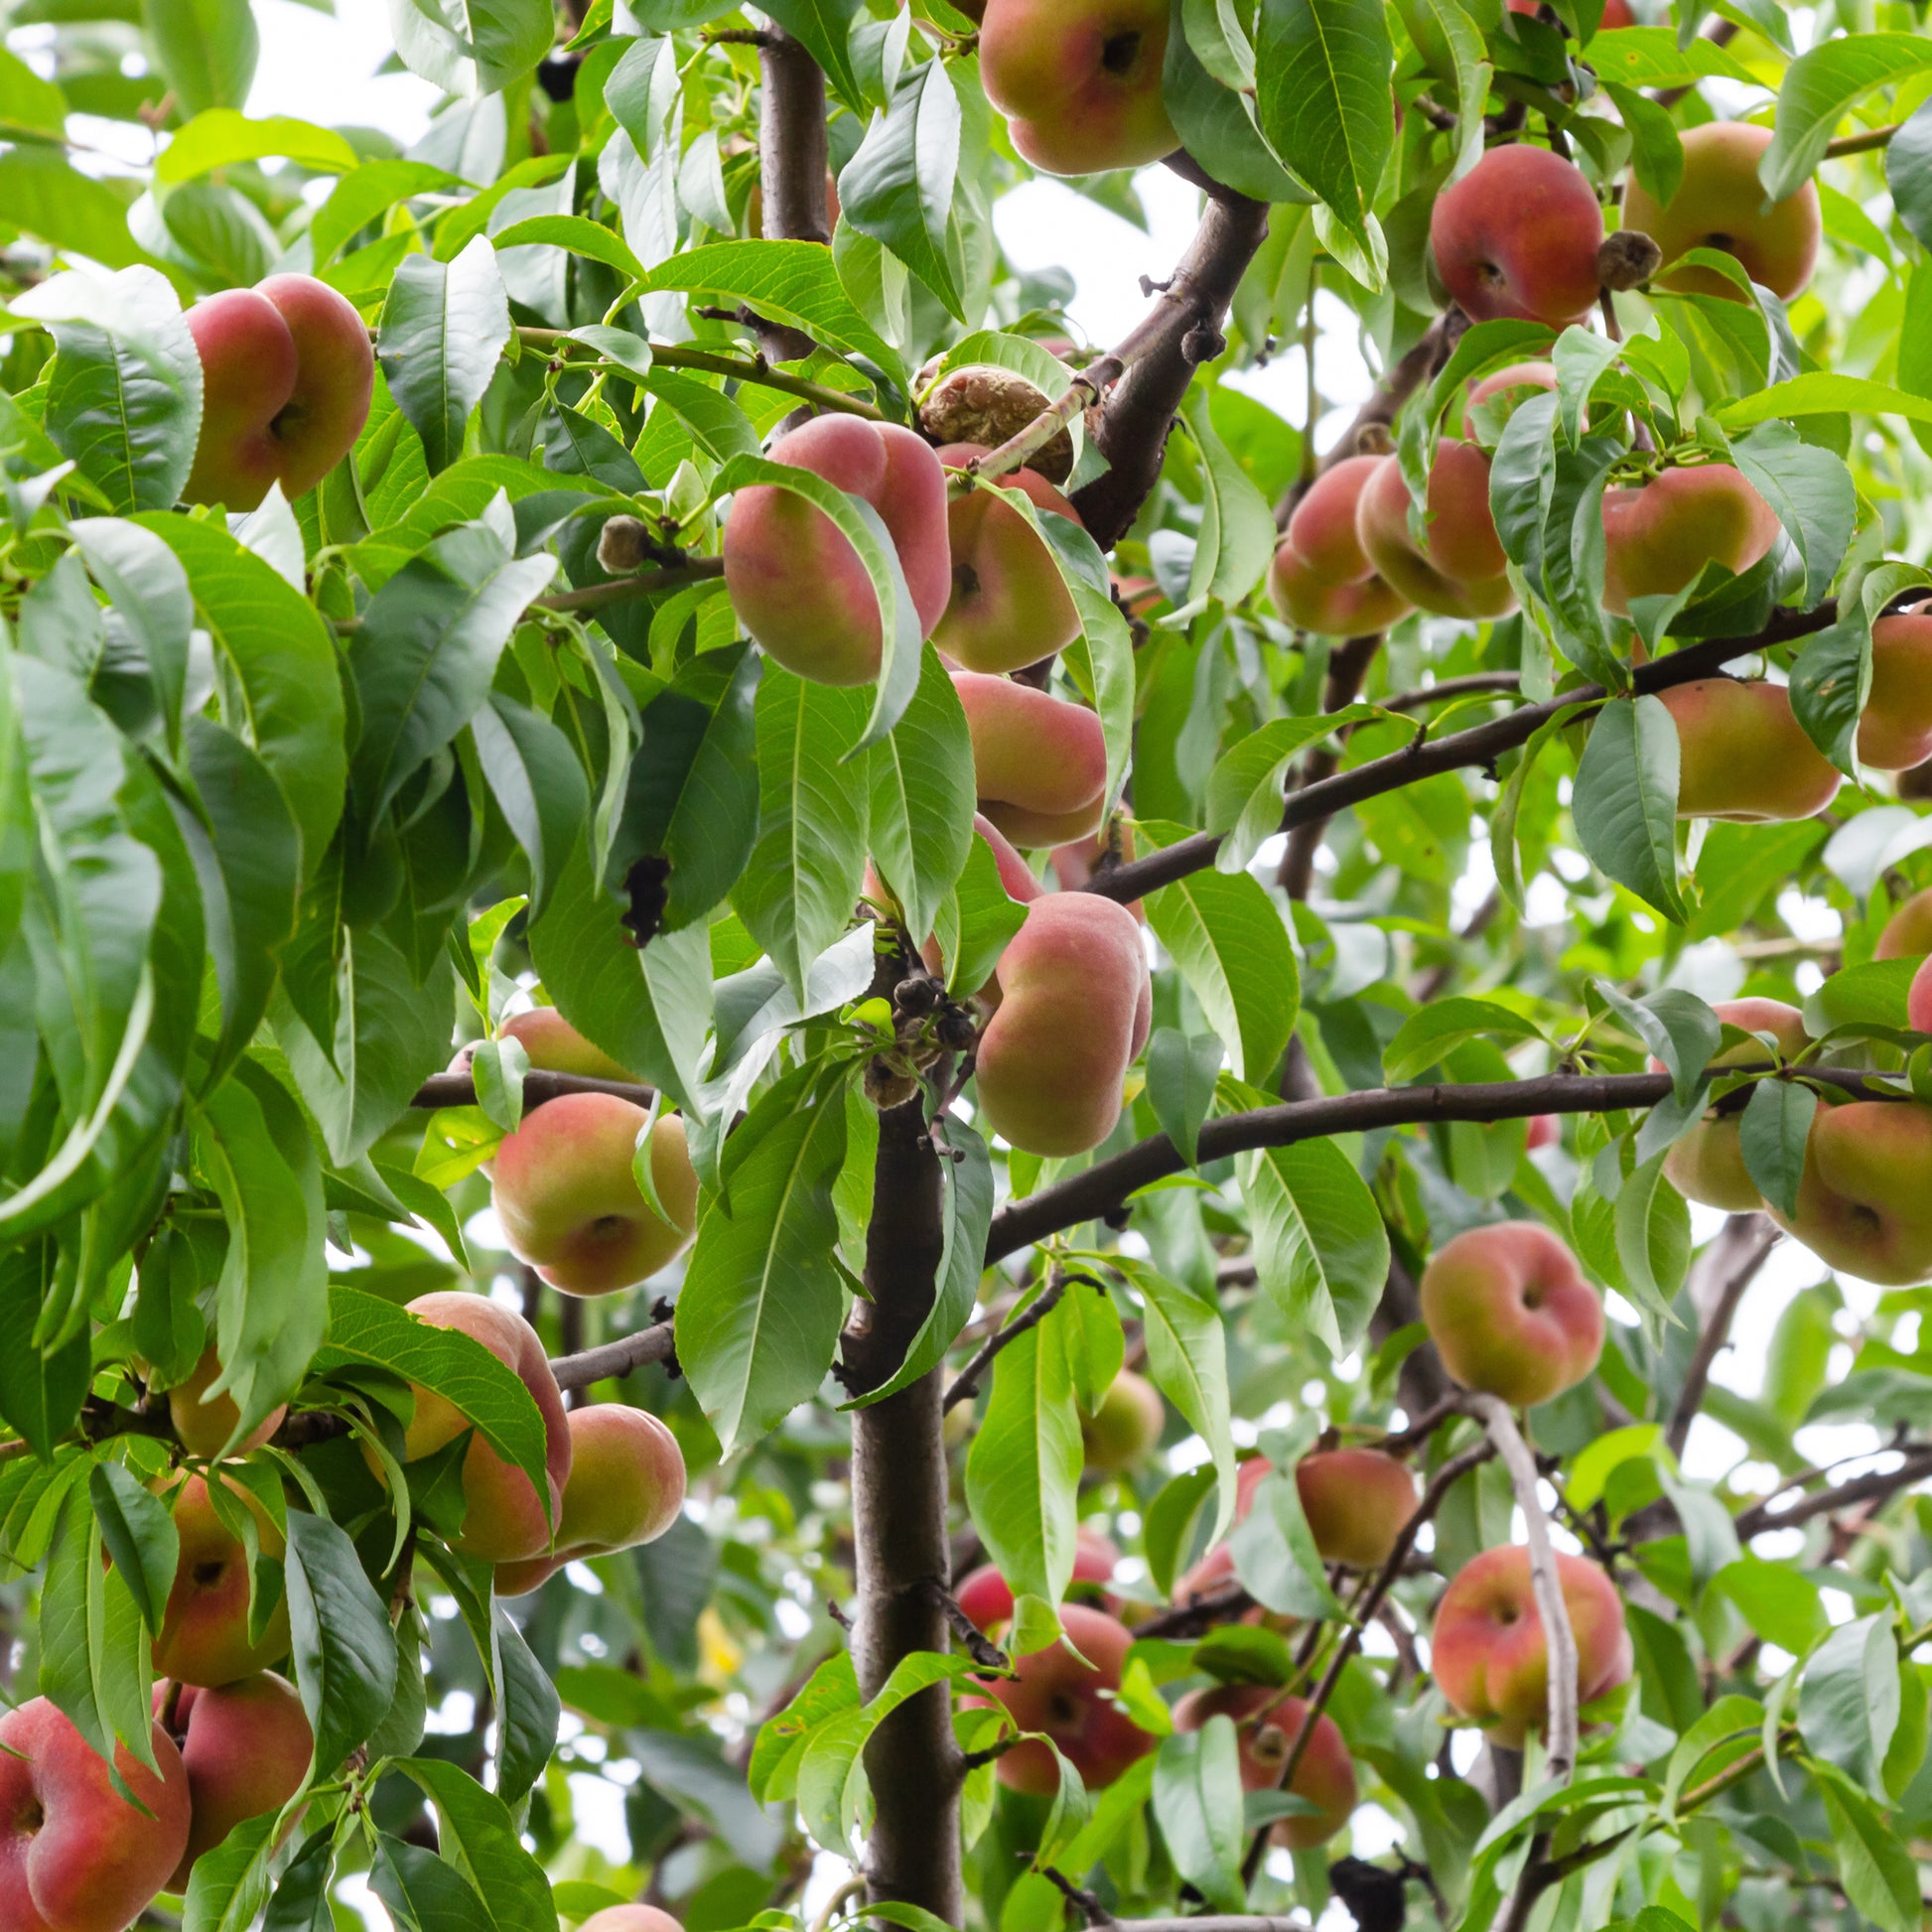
[183,275,375,511]
[1430,145,1605,327]
[1419,1221,1603,1407]
[1296,1449,1418,1569]
[1355,446,1516,620]
[496,1009,631,1080]
[1431,1545,1632,1745]
[152,1473,290,1689]
[1507,0,1634,28]
[1170,1684,1355,1848]
[975,894,1150,1155]
[1081,1370,1164,1473]
[398,1292,572,1564]
[1876,886,1932,960]
[1525,1113,1559,1151]
[1171,1456,1272,1605]
[1769,1101,1932,1286]
[952,670,1109,847]
[1658,679,1841,823]
[491,1097,699,1297]
[1599,465,1780,615]
[0,1699,190,1932]
[967,1603,1155,1793]
[933,447,1083,673]
[956,1527,1120,1630]
[580,1908,687,1932]
[722,416,951,685]
[158,1673,311,1890]
[1285,456,1393,586]
[1620,120,1820,301]
[979,0,1177,176]
[1658,998,1808,1211]
[1461,359,1559,440]
[165,1345,285,1459]
[495,1403,688,1596]
[1859,612,1932,771]
[1268,545,1414,635]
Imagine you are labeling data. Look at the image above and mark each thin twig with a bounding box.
[941,1271,1082,1411]
[517,329,884,418]
[534,558,726,615]
[1666,1214,1780,1458]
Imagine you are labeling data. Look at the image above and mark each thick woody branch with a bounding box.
[412,1068,655,1110]
[756,27,831,361]
[552,1321,676,1391]
[1666,1213,1779,1458]
[982,1064,1893,1264]
[1082,602,1839,905]
[1069,193,1271,549]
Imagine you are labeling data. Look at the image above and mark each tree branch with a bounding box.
[518,330,885,419]
[1733,1445,1932,1537]
[1666,1213,1779,1458]
[412,1068,656,1110]
[551,1321,676,1392]
[755,27,830,362]
[1277,631,1385,898]
[940,1269,1079,1411]
[1082,602,1840,905]
[533,558,726,615]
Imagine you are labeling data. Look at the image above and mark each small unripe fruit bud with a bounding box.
[1597,229,1662,291]
[935,1007,979,1053]
[916,361,1073,484]
[1352,422,1396,458]
[895,975,941,1016]
[865,1057,920,1110]
[598,514,652,574]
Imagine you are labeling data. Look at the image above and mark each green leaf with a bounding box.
[1119,1257,1236,1549]
[158,110,361,182]
[1813,1758,1921,1932]
[1573,694,1686,922]
[284,1508,398,1775]
[1801,1613,1901,1800]
[1729,422,1856,610]
[371,1837,495,1932]
[1788,614,1869,776]
[1153,1720,1247,1911]
[0,151,149,270]
[1165,9,1311,206]
[838,61,963,319]
[1145,1028,1222,1166]
[1384,997,1548,1084]
[1185,398,1277,607]
[1202,708,1373,875]
[1612,1148,1691,1345]
[1253,0,1394,247]
[377,239,513,476]
[867,642,976,948]
[184,1813,280,1932]
[1146,869,1298,1084]
[69,517,191,755]
[0,1242,89,1458]
[759,0,866,110]
[1714,1555,1826,1655]
[396,1756,561,1932]
[1763,33,1932,203]
[259,1829,338,1932]
[1229,1468,1347,1618]
[965,1288,1082,1606]
[348,513,556,821]
[1737,1077,1816,1221]
[932,825,1031,997]
[471,696,590,921]
[675,1078,849,1454]
[88,1461,178,1638]
[1713,369,1932,431]
[1887,95,1932,251]
[0,45,68,139]
[144,0,258,116]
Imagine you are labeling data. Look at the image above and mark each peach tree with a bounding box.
[5,0,1932,1927]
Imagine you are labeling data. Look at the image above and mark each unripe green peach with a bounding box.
[1170,1684,1355,1848]
[1419,1221,1602,1407]
[933,446,1083,674]
[978,0,1177,176]
[1620,120,1821,301]
[1296,1449,1418,1568]
[1355,447,1516,621]
[1599,465,1780,614]
[975,895,1150,1156]
[165,1345,285,1459]
[1876,886,1932,960]
[1430,145,1605,327]
[1858,613,1932,771]
[952,670,1109,848]
[182,274,375,511]
[1431,1545,1631,1745]
[1658,678,1841,822]
[491,1098,700,1297]
[1769,1101,1932,1286]
[1659,998,1808,1211]
[398,1293,573,1564]
[157,1672,312,1890]
[152,1472,290,1689]
[723,416,952,686]
[0,1698,191,1932]
[495,1403,688,1596]
[1080,1369,1164,1473]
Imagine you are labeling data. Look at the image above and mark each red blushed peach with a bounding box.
[975,894,1150,1156]
[182,274,375,511]
[1877,886,1932,960]
[1656,998,1808,1211]
[952,671,1110,847]
[1355,446,1516,621]
[490,1097,699,1297]
[0,1699,191,1932]
[1171,1456,1274,1606]
[1859,613,1932,771]
[1269,543,1413,635]
[934,446,1083,674]
[1419,1221,1602,1407]
[1081,1370,1164,1473]
[1431,1545,1631,1746]
[1285,456,1390,586]
[966,1604,1155,1793]
[956,1527,1120,1629]
[978,0,1177,177]
[165,1344,285,1458]
[1599,465,1780,615]
[398,1293,572,1565]
[1296,1449,1418,1569]
[723,416,951,686]
[152,1473,290,1689]
[1507,0,1635,31]
[1621,121,1820,302]
[1658,679,1841,823]
[1460,360,1559,441]
[496,1009,632,1080]
[1912,957,1932,1035]
[1525,1114,1559,1151]
[580,1909,688,1932]
[1171,1684,1356,1848]
[495,1403,688,1595]
[158,1672,312,1891]
[1430,145,1605,327]
[1769,1101,1932,1287]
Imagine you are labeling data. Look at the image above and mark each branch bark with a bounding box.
[1277,631,1385,898]
[756,26,830,362]
[552,1321,675,1392]
[1666,1212,1779,1458]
